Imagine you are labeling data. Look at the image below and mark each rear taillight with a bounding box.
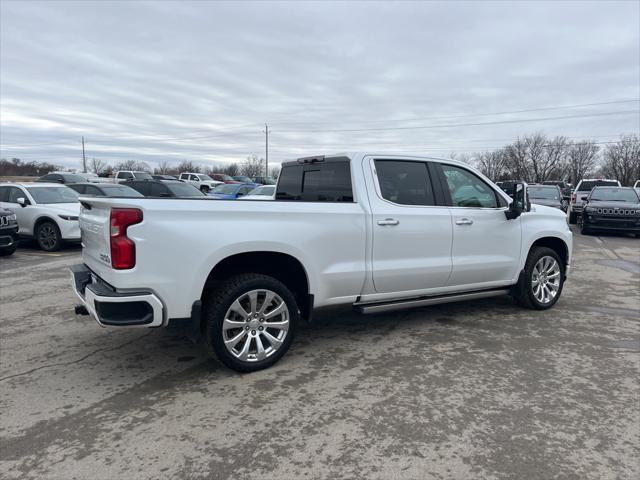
[571,193,576,203]
[110,208,143,269]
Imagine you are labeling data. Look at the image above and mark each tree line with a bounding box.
[466,134,639,186]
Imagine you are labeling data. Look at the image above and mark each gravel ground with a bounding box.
[1,228,638,480]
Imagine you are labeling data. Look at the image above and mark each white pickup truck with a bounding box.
[71,153,572,372]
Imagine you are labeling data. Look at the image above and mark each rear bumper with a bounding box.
[70,264,164,327]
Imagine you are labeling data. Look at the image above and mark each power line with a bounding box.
[276,110,639,134]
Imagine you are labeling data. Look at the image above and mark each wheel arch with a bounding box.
[528,236,570,273]
[33,215,61,235]
[201,251,312,326]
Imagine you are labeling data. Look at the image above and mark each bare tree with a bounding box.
[240,155,264,178]
[269,165,281,180]
[504,137,530,181]
[223,163,240,177]
[539,136,569,182]
[156,160,173,174]
[176,160,201,173]
[600,135,640,186]
[89,157,108,174]
[475,149,507,180]
[567,141,600,184]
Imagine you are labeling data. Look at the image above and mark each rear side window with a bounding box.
[276,160,353,202]
[374,160,435,206]
[127,182,150,196]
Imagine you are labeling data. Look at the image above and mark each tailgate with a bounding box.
[79,200,112,274]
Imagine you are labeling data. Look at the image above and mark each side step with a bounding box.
[354,288,511,314]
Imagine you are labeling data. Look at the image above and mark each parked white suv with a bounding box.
[0,183,80,251]
[179,172,223,193]
[72,153,572,372]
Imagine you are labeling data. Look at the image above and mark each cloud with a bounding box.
[1,0,638,170]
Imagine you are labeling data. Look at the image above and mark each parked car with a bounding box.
[152,174,179,181]
[580,187,640,237]
[239,185,276,200]
[568,178,621,224]
[36,172,86,184]
[112,171,154,183]
[542,180,572,200]
[124,179,205,198]
[208,183,256,199]
[496,180,526,199]
[0,183,80,251]
[528,185,567,211]
[178,173,223,193]
[0,206,19,256]
[210,173,241,184]
[251,176,276,185]
[232,175,254,184]
[67,183,143,197]
[71,153,572,373]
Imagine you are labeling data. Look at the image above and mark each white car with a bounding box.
[72,153,572,372]
[0,183,81,251]
[239,185,275,200]
[179,173,223,193]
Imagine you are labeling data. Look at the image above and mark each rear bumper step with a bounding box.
[70,264,164,327]
[354,288,511,314]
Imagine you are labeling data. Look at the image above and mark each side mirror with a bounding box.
[505,182,530,220]
[581,195,589,201]
[17,197,29,207]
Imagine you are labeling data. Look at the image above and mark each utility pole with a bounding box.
[263,123,270,176]
[81,136,87,173]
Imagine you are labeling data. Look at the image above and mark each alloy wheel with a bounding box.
[531,256,561,305]
[222,289,290,362]
[38,224,58,250]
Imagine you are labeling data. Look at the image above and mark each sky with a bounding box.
[1,0,639,172]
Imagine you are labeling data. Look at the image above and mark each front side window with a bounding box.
[441,164,498,208]
[374,160,435,206]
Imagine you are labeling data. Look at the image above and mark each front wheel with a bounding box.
[200,185,210,194]
[513,247,564,310]
[580,216,591,235]
[204,273,299,372]
[568,212,577,224]
[0,244,17,256]
[36,221,62,251]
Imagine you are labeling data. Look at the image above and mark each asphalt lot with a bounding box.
[1,228,638,480]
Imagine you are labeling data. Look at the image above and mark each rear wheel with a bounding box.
[36,221,61,251]
[204,273,298,372]
[568,211,577,224]
[513,247,564,310]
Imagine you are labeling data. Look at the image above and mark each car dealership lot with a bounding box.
[1,229,638,480]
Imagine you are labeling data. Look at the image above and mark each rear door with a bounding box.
[435,162,521,287]
[368,158,453,293]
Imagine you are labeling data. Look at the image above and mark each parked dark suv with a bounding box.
[36,172,86,184]
[0,206,19,256]
[580,186,640,237]
[123,180,205,198]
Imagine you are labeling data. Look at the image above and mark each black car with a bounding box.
[67,183,143,197]
[251,176,276,185]
[123,179,205,197]
[36,172,87,184]
[528,185,567,211]
[152,174,179,181]
[0,206,19,256]
[581,187,640,237]
[542,180,573,200]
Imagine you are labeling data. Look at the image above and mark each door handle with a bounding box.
[377,218,400,226]
[455,218,474,226]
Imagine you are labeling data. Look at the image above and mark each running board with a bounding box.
[354,289,511,314]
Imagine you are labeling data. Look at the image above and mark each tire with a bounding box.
[200,185,210,194]
[568,212,577,224]
[513,246,565,310]
[204,273,299,372]
[0,244,17,256]
[580,216,591,236]
[35,220,62,252]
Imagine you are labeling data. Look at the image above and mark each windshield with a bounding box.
[166,183,205,197]
[213,184,239,194]
[27,186,79,204]
[102,186,143,197]
[197,174,213,181]
[249,185,275,196]
[133,172,153,180]
[590,188,639,202]
[578,180,618,191]
[528,187,560,200]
